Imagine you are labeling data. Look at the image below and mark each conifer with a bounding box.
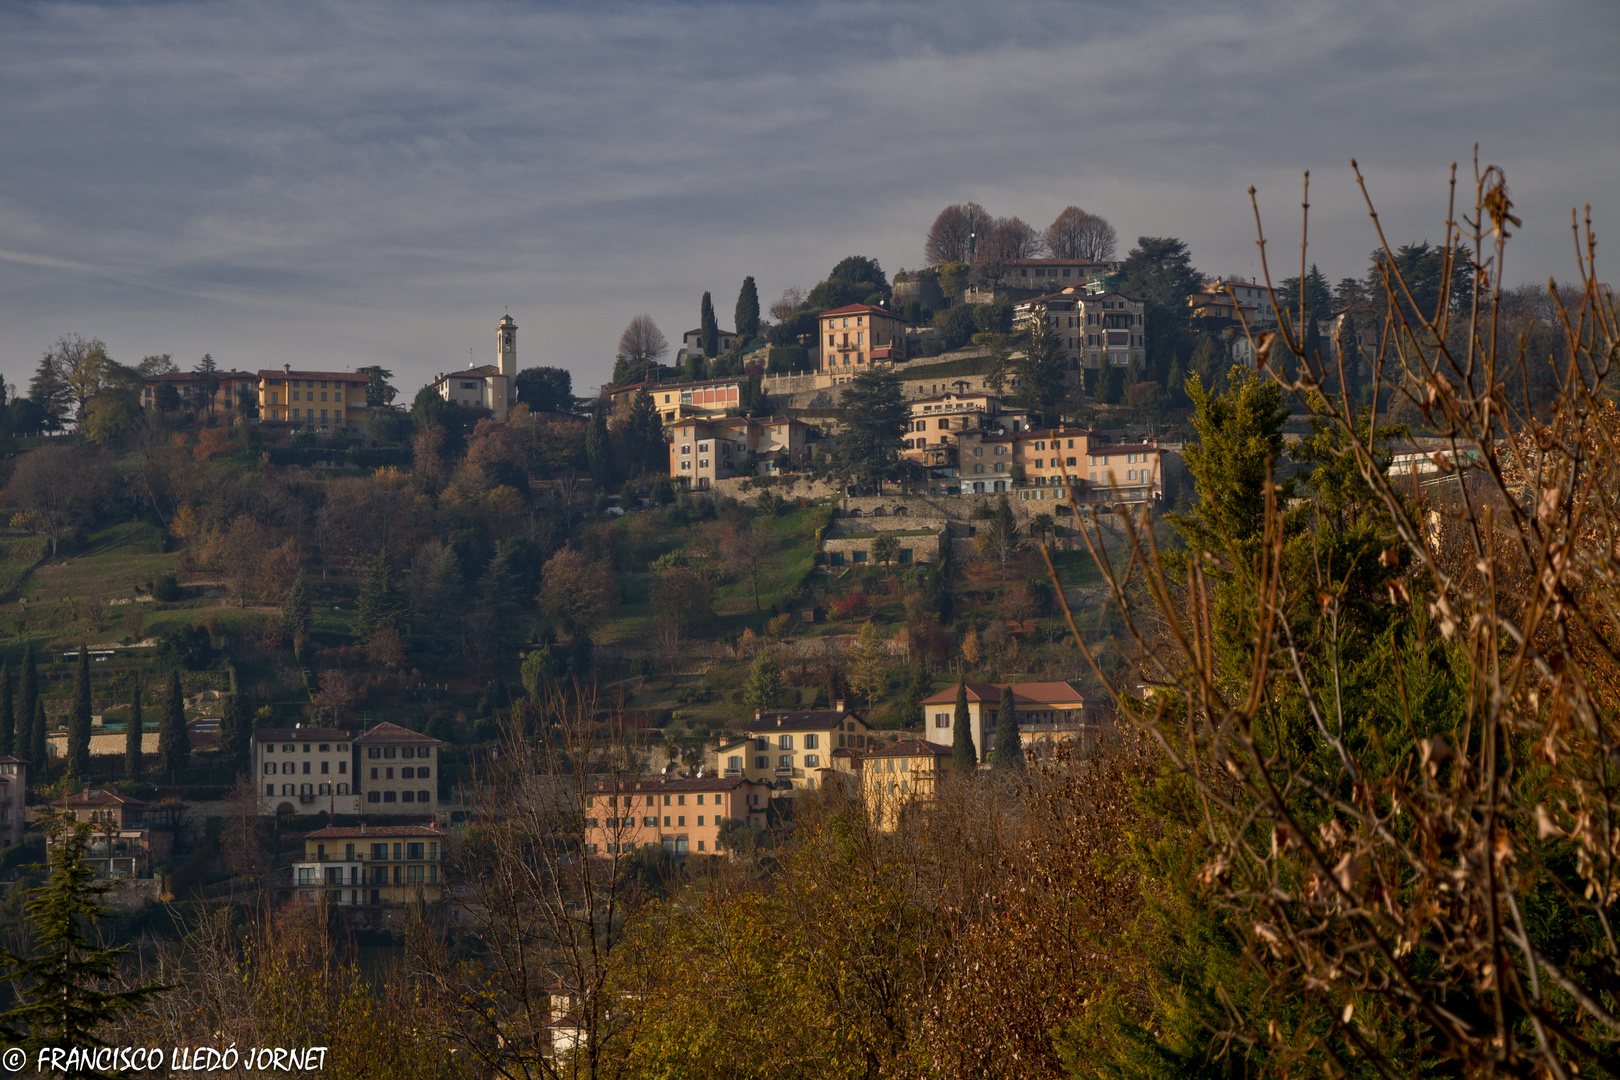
[124,676,142,781]
[67,645,91,778]
[951,679,977,775]
[0,662,12,758]
[992,682,1025,773]
[158,669,189,779]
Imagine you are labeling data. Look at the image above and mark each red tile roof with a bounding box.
[819,303,901,318]
[745,710,866,733]
[920,681,1093,706]
[355,722,442,746]
[256,369,370,382]
[305,824,443,839]
[61,789,144,808]
[862,738,951,758]
[255,728,353,742]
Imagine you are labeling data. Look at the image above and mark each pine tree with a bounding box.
[734,276,760,342]
[219,667,250,775]
[354,548,407,646]
[992,682,1025,772]
[67,646,91,778]
[282,570,312,644]
[623,388,667,477]
[700,292,720,359]
[18,643,37,765]
[0,824,170,1055]
[743,651,783,711]
[158,669,189,780]
[0,662,12,758]
[30,700,47,775]
[124,676,142,781]
[951,680,977,774]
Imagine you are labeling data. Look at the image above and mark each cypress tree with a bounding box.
[585,408,614,487]
[30,699,47,775]
[124,676,143,781]
[0,663,12,758]
[282,571,312,645]
[18,643,37,764]
[219,671,250,776]
[951,679,977,775]
[992,682,1025,773]
[700,292,719,359]
[158,669,189,779]
[67,645,91,778]
[734,276,760,342]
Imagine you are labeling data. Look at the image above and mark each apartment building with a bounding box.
[817,304,908,380]
[1083,441,1164,504]
[257,366,370,432]
[139,370,259,415]
[901,391,1035,476]
[49,790,174,878]
[1189,278,1278,325]
[857,739,954,831]
[611,377,744,424]
[356,722,442,815]
[581,776,773,855]
[712,707,874,795]
[256,727,360,815]
[920,682,1101,763]
[293,824,448,905]
[1014,288,1146,371]
[669,414,810,488]
[0,756,26,847]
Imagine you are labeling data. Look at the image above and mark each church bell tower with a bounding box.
[497,313,517,379]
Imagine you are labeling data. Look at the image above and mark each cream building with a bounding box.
[817,304,908,381]
[426,313,519,420]
[713,707,875,795]
[1014,288,1146,371]
[256,727,361,815]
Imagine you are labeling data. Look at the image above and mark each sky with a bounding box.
[1,0,1616,400]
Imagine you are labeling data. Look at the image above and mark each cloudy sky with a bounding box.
[1,0,1615,398]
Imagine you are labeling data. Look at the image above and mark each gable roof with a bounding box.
[61,789,144,808]
[862,738,952,759]
[746,710,866,733]
[920,681,1094,707]
[305,824,443,839]
[256,369,370,382]
[818,303,902,319]
[255,728,352,743]
[355,722,442,746]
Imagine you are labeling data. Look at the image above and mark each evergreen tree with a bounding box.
[67,646,91,778]
[219,667,249,775]
[1015,311,1069,412]
[30,700,47,775]
[18,643,37,764]
[585,407,615,487]
[951,680,977,774]
[158,669,189,779]
[622,387,667,476]
[282,571,312,644]
[0,662,12,758]
[0,824,170,1055]
[1097,362,1124,405]
[826,368,908,493]
[354,548,408,646]
[743,651,783,711]
[734,276,760,342]
[124,676,142,781]
[700,292,720,359]
[992,682,1025,772]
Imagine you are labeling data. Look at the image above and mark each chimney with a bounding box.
[360,821,366,835]
[835,699,846,714]
[755,708,762,721]
[282,363,291,375]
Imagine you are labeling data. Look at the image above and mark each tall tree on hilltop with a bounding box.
[826,369,907,494]
[951,680,977,774]
[356,365,398,407]
[622,388,667,477]
[514,366,573,413]
[193,352,220,419]
[1121,236,1205,385]
[925,203,987,266]
[0,825,170,1057]
[124,676,142,781]
[158,669,189,780]
[734,277,760,342]
[355,548,409,647]
[1278,263,1333,325]
[806,257,892,310]
[1044,206,1118,262]
[615,315,668,386]
[67,646,91,779]
[0,663,11,759]
[972,217,1044,289]
[992,682,1025,772]
[700,293,720,359]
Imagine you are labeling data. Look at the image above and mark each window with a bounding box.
[728,756,742,771]
[778,735,793,750]
[402,791,415,802]
[368,791,380,803]
[697,815,704,826]
[264,763,275,775]
[402,767,414,779]
[384,747,396,759]
[320,761,329,774]
[283,784,294,795]
[778,754,791,769]
[385,767,394,780]
[369,748,380,758]
[337,783,349,795]
[407,843,424,859]
[935,713,949,728]
[383,791,396,803]
[678,816,686,827]
[265,783,274,796]
[805,754,820,768]
[417,767,429,779]
[755,755,769,769]
[804,734,818,750]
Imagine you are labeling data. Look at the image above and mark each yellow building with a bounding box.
[817,304,907,381]
[293,824,448,905]
[714,707,874,795]
[257,365,370,432]
[140,370,260,415]
[857,738,953,831]
[581,776,773,856]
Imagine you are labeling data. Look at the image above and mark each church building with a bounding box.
[427,313,519,420]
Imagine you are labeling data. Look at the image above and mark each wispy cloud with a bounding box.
[0,0,1614,390]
